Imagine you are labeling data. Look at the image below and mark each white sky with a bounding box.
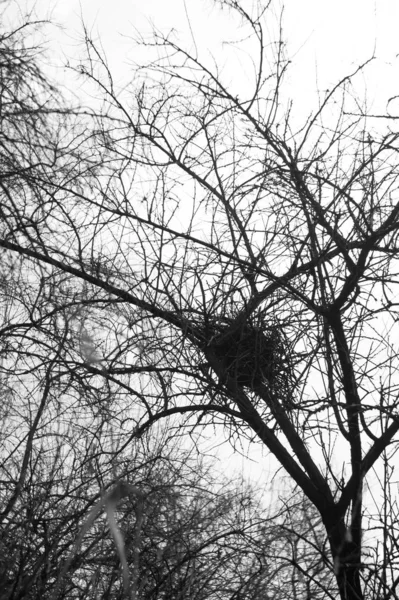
[39,0,399,116]
[7,0,399,488]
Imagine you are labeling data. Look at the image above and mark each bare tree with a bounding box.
[2,1,399,598]
[0,19,332,600]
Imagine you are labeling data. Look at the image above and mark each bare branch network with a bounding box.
[2,2,399,599]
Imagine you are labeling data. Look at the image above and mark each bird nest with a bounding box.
[208,319,290,389]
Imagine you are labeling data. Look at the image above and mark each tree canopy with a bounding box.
[2,2,399,598]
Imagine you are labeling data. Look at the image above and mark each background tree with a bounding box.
[2,1,399,599]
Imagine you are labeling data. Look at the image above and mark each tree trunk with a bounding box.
[324,515,363,600]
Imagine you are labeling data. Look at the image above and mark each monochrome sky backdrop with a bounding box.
[7,0,399,485]
[39,0,399,115]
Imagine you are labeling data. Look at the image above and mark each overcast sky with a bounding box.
[36,0,399,117]
[29,0,399,479]
[8,0,399,484]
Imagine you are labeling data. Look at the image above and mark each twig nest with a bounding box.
[209,321,287,388]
